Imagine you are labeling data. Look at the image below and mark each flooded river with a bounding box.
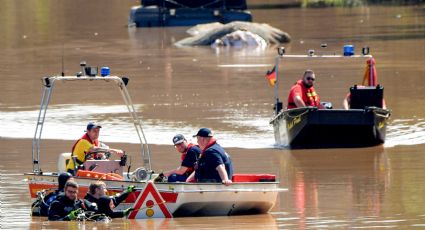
[0,0,424,229]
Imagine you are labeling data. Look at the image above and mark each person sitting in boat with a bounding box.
[31,172,74,216]
[66,122,124,175]
[162,134,201,182]
[84,181,135,218]
[186,128,233,186]
[48,180,97,221]
[287,69,325,109]
[342,85,387,110]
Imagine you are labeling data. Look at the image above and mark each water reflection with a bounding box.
[28,214,278,229]
[276,147,394,228]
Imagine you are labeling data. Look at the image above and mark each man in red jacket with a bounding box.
[287,70,325,109]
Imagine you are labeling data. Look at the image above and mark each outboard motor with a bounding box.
[350,85,384,109]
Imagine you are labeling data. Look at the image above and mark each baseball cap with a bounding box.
[86,122,102,131]
[193,128,213,137]
[172,134,186,145]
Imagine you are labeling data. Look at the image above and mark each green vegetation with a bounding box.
[301,0,424,7]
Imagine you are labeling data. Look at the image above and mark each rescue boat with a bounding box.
[25,64,285,219]
[269,47,391,149]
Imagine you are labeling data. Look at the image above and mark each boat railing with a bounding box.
[367,106,391,118]
[156,188,288,193]
[270,106,391,125]
[271,47,373,116]
[270,106,316,124]
[105,186,286,193]
[31,76,151,174]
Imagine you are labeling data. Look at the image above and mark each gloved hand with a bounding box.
[126,185,135,193]
[123,207,134,217]
[67,208,81,220]
[154,172,165,183]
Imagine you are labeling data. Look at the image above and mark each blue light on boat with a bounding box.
[101,67,110,77]
[343,45,354,56]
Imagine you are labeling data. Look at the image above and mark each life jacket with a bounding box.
[180,143,195,161]
[180,143,198,175]
[195,138,233,182]
[71,133,100,159]
[200,138,217,157]
[287,80,320,109]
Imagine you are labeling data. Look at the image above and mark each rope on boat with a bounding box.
[371,109,391,118]
[283,108,311,119]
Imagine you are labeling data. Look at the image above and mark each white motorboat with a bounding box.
[26,64,285,219]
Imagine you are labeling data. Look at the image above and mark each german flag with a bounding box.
[265,66,276,87]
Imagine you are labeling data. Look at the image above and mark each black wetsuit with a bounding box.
[84,191,130,218]
[48,194,97,221]
[32,190,62,216]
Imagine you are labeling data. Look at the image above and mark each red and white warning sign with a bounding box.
[127,181,173,219]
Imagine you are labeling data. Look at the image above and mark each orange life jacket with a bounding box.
[71,133,100,159]
[287,80,320,108]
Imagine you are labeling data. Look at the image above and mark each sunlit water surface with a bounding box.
[1,1,425,229]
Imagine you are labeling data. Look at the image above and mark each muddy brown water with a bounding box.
[1,1,425,229]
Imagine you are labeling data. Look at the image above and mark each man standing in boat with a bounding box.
[287,70,325,109]
[66,122,124,175]
[186,128,233,186]
[163,134,201,182]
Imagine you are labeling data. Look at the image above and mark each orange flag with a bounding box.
[362,58,378,86]
[265,66,276,87]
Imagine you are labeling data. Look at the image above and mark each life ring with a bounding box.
[76,170,123,181]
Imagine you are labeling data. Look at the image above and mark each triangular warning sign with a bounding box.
[127,181,173,219]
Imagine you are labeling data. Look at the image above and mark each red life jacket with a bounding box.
[180,143,194,161]
[199,138,217,158]
[71,133,100,159]
[287,80,320,108]
[180,143,198,174]
[194,138,217,174]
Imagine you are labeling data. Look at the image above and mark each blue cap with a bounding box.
[86,122,102,131]
[172,134,186,145]
[193,128,213,137]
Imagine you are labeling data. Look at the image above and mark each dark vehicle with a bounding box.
[129,0,252,27]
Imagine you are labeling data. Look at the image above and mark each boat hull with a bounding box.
[26,173,282,218]
[270,107,391,148]
[129,6,252,27]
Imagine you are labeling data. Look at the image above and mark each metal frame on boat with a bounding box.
[26,67,285,219]
[269,48,391,149]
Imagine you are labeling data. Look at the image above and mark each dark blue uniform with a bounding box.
[181,145,201,174]
[195,142,233,183]
[168,145,201,182]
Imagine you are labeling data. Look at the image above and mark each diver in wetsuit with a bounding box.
[31,172,73,216]
[84,181,135,218]
[48,181,97,221]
